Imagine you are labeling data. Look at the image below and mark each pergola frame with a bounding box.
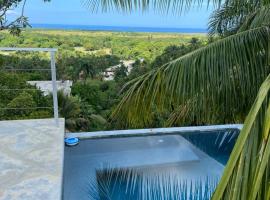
[0,47,59,126]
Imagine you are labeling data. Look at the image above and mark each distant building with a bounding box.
[27,80,73,96]
[103,60,136,81]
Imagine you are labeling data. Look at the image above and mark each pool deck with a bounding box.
[0,119,65,200]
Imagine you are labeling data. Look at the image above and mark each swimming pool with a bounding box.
[63,125,241,200]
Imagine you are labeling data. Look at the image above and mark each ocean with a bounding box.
[31,24,207,33]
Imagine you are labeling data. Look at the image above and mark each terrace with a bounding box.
[0,118,65,200]
[0,47,64,199]
[0,47,253,200]
[0,118,242,200]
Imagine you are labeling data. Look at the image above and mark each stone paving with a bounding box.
[0,119,65,200]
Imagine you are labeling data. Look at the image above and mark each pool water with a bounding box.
[63,129,239,200]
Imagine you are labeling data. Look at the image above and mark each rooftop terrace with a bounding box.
[0,119,65,200]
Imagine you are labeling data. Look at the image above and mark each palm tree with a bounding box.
[85,0,270,199]
[56,91,82,131]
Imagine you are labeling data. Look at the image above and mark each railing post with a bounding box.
[50,51,59,126]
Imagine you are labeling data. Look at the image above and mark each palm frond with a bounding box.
[57,91,81,119]
[238,6,270,31]
[82,0,220,14]
[212,73,270,200]
[112,26,270,128]
[82,0,267,14]
[208,2,260,37]
[88,167,219,200]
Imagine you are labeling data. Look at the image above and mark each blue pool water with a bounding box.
[63,129,239,200]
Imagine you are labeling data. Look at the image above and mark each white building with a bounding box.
[103,60,136,81]
[27,80,73,96]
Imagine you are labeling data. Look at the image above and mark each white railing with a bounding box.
[0,47,59,126]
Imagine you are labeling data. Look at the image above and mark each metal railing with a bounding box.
[0,47,59,126]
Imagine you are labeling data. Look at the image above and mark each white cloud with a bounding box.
[6,10,19,16]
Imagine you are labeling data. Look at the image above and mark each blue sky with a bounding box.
[11,0,214,28]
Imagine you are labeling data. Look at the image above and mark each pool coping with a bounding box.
[66,124,243,139]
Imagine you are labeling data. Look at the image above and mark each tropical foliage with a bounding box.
[0,72,52,120]
[57,91,81,131]
[0,30,205,131]
[85,0,270,200]
[213,75,270,200]
[111,11,269,128]
[1,0,269,199]
[0,0,50,35]
[0,30,202,61]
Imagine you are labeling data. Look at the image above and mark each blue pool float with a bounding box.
[65,137,79,146]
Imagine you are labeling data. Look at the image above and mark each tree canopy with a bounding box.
[0,0,50,35]
[84,0,270,199]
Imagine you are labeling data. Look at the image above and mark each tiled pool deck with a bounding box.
[0,119,65,200]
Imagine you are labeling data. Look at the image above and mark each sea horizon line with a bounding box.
[31,23,207,33]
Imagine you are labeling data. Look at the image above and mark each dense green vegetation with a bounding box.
[2,0,270,199]
[0,29,206,131]
[84,0,270,200]
[0,30,206,60]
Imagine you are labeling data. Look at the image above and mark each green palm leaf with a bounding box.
[84,2,270,199]
[208,2,261,36]
[83,0,218,13]
[239,6,270,30]
[83,0,268,14]
[212,74,270,200]
[112,25,270,127]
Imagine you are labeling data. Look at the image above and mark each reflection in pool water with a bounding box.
[63,129,239,200]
